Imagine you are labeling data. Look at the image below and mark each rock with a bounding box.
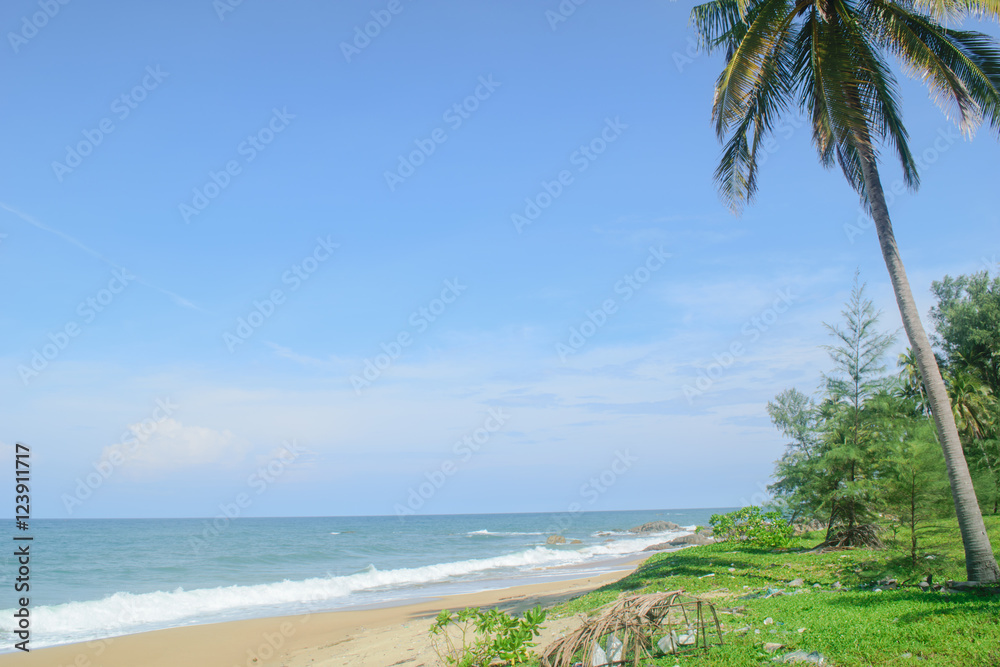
[571,539,582,544]
[948,580,983,592]
[764,617,774,625]
[546,535,566,545]
[642,542,673,552]
[813,583,822,588]
[628,520,681,533]
[667,533,716,546]
[764,643,784,653]
[831,581,842,590]
[877,578,898,590]
[918,581,930,591]
[773,649,827,664]
[698,526,714,537]
[789,578,804,587]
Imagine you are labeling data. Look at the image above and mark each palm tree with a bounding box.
[691,0,1000,581]
[948,370,995,442]
[898,348,930,415]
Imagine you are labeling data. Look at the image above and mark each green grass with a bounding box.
[542,516,1000,666]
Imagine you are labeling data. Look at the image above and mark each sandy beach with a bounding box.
[4,561,645,667]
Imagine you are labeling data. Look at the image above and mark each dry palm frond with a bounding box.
[540,591,723,667]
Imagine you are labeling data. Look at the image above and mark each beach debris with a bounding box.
[764,642,784,652]
[590,642,606,666]
[698,572,716,579]
[763,617,774,625]
[541,591,723,667]
[788,578,804,587]
[740,587,785,600]
[628,520,681,533]
[547,535,567,545]
[773,649,828,664]
[831,582,842,590]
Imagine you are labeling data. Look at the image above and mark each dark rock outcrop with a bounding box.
[628,520,681,534]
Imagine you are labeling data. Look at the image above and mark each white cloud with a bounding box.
[101,418,247,474]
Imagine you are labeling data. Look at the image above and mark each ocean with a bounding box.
[1,509,731,651]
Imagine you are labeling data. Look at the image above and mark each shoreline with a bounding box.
[3,557,649,667]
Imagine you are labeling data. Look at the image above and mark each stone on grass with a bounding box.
[773,649,827,664]
[668,533,716,546]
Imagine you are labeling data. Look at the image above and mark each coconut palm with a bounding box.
[898,348,930,414]
[948,370,996,442]
[691,0,1000,581]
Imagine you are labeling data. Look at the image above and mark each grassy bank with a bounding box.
[544,516,1000,666]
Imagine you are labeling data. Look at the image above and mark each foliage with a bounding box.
[929,270,1000,513]
[709,506,794,548]
[429,605,546,666]
[880,414,953,564]
[931,271,1000,396]
[767,389,824,520]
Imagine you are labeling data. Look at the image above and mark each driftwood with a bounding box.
[540,591,723,667]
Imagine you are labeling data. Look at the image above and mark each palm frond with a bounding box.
[911,0,1000,22]
[862,0,1000,135]
[710,0,795,139]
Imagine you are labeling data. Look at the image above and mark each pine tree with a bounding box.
[819,274,896,543]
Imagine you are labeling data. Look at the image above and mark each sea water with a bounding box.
[0,509,730,650]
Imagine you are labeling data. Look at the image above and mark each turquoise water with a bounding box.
[0,509,731,650]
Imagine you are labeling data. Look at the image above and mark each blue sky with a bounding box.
[2,0,998,519]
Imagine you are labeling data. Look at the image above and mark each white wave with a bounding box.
[0,530,692,649]
[329,531,341,535]
[0,547,583,648]
[467,530,545,536]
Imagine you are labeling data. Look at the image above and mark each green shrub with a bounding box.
[709,506,793,548]
[428,605,547,666]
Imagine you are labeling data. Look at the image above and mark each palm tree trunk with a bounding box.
[858,154,1000,583]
